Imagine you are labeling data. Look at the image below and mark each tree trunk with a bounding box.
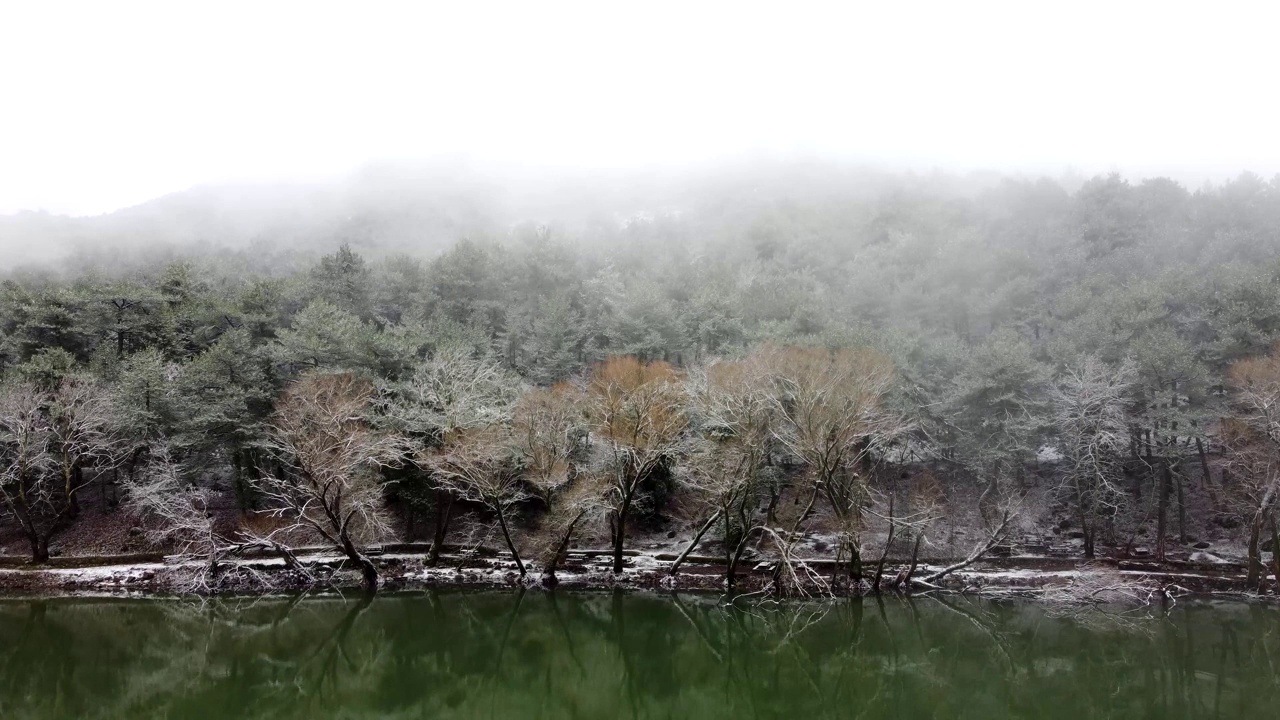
[1195,437,1213,492]
[1176,465,1187,544]
[495,510,525,576]
[29,534,49,564]
[1144,428,1153,495]
[839,536,863,583]
[69,467,82,516]
[924,507,1014,585]
[1248,511,1266,588]
[1157,460,1170,562]
[611,493,633,574]
[1269,515,1280,594]
[340,533,378,593]
[543,511,584,584]
[872,494,896,591]
[903,533,924,587]
[1270,515,1280,595]
[427,490,454,566]
[764,487,780,525]
[669,509,721,576]
[1074,481,1095,560]
[727,528,757,590]
[358,558,379,593]
[981,471,999,522]
[232,449,249,512]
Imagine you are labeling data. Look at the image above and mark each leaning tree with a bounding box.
[426,424,529,575]
[255,372,405,592]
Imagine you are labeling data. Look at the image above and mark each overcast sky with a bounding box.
[1,0,1278,216]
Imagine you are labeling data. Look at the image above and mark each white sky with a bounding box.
[1,0,1278,215]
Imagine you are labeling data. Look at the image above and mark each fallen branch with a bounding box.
[924,498,1017,585]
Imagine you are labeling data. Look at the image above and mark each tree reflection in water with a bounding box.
[0,591,1275,719]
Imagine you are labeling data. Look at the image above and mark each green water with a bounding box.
[0,591,1276,719]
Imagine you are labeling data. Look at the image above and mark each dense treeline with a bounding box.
[4,167,1280,593]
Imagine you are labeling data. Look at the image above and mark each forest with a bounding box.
[3,164,1280,595]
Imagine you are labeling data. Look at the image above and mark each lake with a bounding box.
[0,590,1275,718]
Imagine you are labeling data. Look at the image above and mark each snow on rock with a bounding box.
[1189,551,1229,565]
[1035,445,1064,462]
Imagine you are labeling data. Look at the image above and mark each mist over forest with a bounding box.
[4,160,1278,370]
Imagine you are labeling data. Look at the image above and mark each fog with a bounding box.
[3,1,1279,220]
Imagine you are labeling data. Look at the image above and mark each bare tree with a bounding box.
[383,346,520,565]
[0,376,120,562]
[751,524,834,599]
[672,357,774,587]
[1220,420,1280,589]
[1049,355,1136,558]
[867,469,944,591]
[1224,347,1280,589]
[427,425,528,575]
[512,383,594,582]
[124,446,217,565]
[922,482,1021,585]
[514,383,581,496]
[124,445,310,593]
[390,346,520,432]
[255,372,405,593]
[756,345,905,582]
[583,357,687,574]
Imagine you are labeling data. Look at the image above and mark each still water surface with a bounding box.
[0,591,1276,719]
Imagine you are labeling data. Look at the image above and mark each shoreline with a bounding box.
[0,547,1271,602]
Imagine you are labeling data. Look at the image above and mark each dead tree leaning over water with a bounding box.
[922,481,1022,586]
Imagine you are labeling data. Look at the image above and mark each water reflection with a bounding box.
[0,591,1275,719]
